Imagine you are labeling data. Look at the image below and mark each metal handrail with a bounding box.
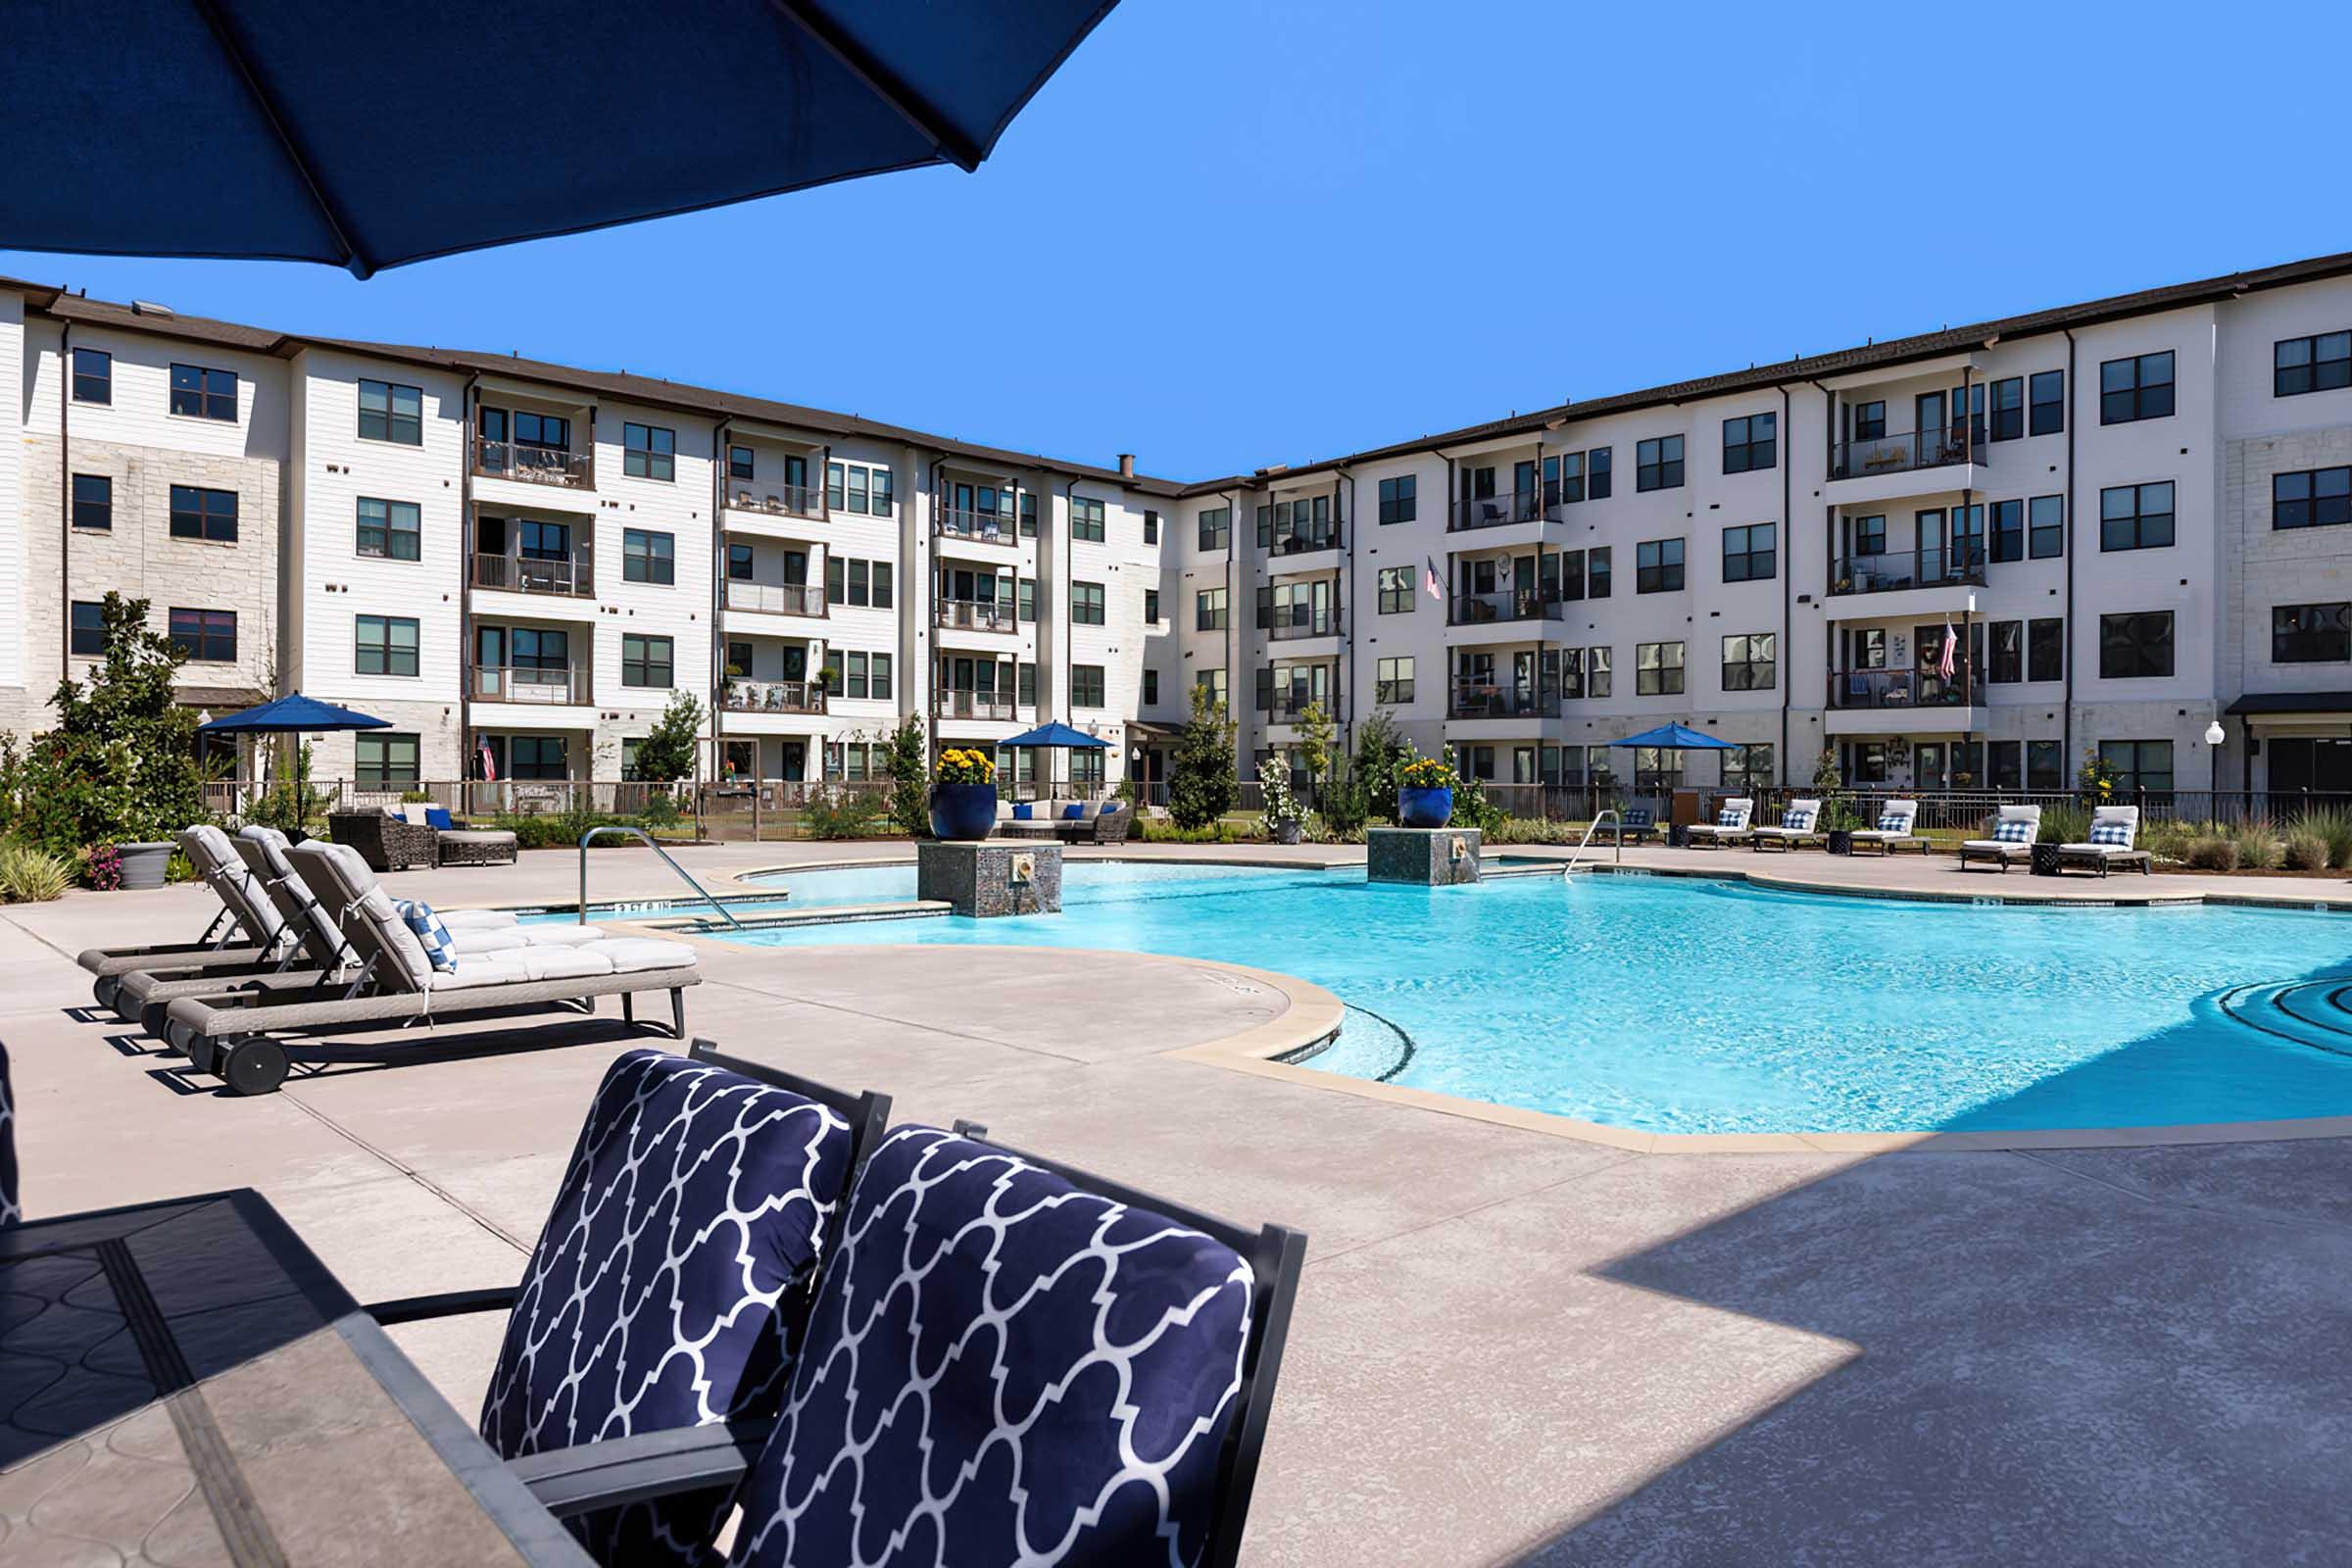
[577,825,743,929]
[1562,808,1623,874]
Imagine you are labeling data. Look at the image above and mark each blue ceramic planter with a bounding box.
[1397,785,1453,829]
[928,782,999,841]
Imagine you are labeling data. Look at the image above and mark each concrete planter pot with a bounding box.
[1272,818,1303,846]
[116,841,174,890]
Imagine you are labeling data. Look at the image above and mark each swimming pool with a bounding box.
[718,866,2352,1136]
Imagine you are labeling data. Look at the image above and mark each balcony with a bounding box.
[1447,492,1544,532]
[1267,525,1342,559]
[1265,692,1331,723]
[725,483,820,519]
[471,664,588,705]
[472,551,592,598]
[1448,589,1563,626]
[473,438,593,489]
[934,598,1018,634]
[722,678,826,716]
[1447,682,1561,720]
[1823,667,1974,736]
[1267,607,1343,641]
[1827,426,1985,507]
[934,508,1018,547]
[933,688,1017,721]
[1830,544,1986,597]
[725,580,827,618]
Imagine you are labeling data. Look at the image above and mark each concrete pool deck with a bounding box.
[7,839,2352,1564]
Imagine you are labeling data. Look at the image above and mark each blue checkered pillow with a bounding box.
[2089,819,2132,847]
[1624,808,1653,826]
[1993,818,2034,844]
[1784,808,1816,831]
[1876,811,1909,833]
[1717,806,1745,827]
[395,899,457,972]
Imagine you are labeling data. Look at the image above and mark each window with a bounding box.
[1721,523,1775,582]
[169,485,237,542]
[1019,492,1037,537]
[1588,646,1612,698]
[2029,495,2065,559]
[1726,743,1775,793]
[1071,664,1105,708]
[2274,466,2352,530]
[847,560,867,606]
[622,422,675,481]
[71,347,111,405]
[483,408,570,454]
[2025,739,2063,790]
[1559,550,1586,602]
[505,736,569,781]
[2029,617,2064,682]
[1987,740,2024,791]
[356,497,420,561]
[1989,621,2024,683]
[2099,740,2174,794]
[1587,547,1611,599]
[2099,351,2175,424]
[1850,402,1886,441]
[1071,497,1105,543]
[1376,656,1415,704]
[70,601,105,657]
[1721,633,1775,691]
[1988,377,2024,441]
[1018,577,1037,622]
[354,614,419,677]
[621,633,674,688]
[1721,413,1776,473]
[1196,587,1227,630]
[2099,482,2174,551]
[169,608,236,662]
[727,543,753,580]
[622,528,674,584]
[1014,662,1037,708]
[2030,370,2065,435]
[1195,668,1227,708]
[1636,434,1684,491]
[358,379,422,445]
[869,653,893,701]
[1145,589,1161,623]
[1198,505,1232,550]
[729,445,755,480]
[1378,475,1417,524]
[1070,582,1105,625]
[1072,750,1104,787]
[1990,499,2024,563]
[71,473,111,531]
[2275,332,2352,397]
[825,461,891,515]
[2099,612,2174,678]
[2274,603,2352,663]
[827,557,885,608]
[1635,537,1684,593]
[1143,509,1159,544]
[170,363,237,421]
[1636,641,1685,695]
[1587,447,1613,499]
[355,733,420,786]
[1378,565,1414,613]
[1142,668,1158,706]
[871,562,893,610]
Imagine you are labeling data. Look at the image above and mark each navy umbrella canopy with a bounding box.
[1608,722,1738,752]
[1001,720,1109,750]
[197,693,389,734]
[1,0,1120,277]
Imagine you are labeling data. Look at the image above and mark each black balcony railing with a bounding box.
[1827,668,1970,710]
[1265,692,1332,722]
[726,483,820,518]
[474,438,593,488]
[1267,526,1342,558]
[1266,607,1343,640]
[472,551,593,597]
[1829,545,1987,595]
[934,598,1018,633]
[1447,683,1562,719]
[1830,426,1984,481]
[1447,492,1544,531]
[1448,589,1563,625]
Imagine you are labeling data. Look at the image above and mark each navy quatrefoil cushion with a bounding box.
[727,1125,1256,1568]
[479,1048,854,1566]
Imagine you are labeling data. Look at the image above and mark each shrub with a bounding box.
[1257,760,1301,827]
[2037,805,2089,845]
[1168,685,1238,831]
[1486,817,1586,846]
[2143,817,2195,864]
[165,849,197,884]
[879,717,930,837]
[631,693,705,783]
[0,842,73,903]
[1318,774,1369,837]
[2232,819,2278,871]
[2185,836,2238,871]
[802,787,888,840]
[2283,831,2330,872]
[84,844,122,891]
[1142,817,1239,845]
[1349,711,1413,824]
[2289,805,2352,869]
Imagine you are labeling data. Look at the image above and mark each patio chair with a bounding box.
[1610,805,1658,847]
[365,1042,888,1568]
[1750,799,1825,852]
[161,841,697,1095]
[1847,800,1928,855]
[79,824,295,1012]
[328,808,439,872]
[2056,806,2149,876]
[513,1121,1306,1568]
[1686,797,1755,848]
[1957,806,2043,872]
[1060,798,1133,845]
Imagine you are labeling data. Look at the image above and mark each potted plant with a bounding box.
[1396,756,1457,829]
[1821,798,1865,856]
[927,747,998,841]
[1259,760,1302,845]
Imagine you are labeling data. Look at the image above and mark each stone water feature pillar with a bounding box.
[916,840,1062,915]
[1365,826,1483,886]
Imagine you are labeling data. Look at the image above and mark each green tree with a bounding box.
[877,715,931,837]
[1167,684,1239,830]
[631,692,705,783]
[1293,700,1337,807]
[1349,710,1414,824]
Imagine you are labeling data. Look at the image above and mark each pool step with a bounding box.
[2216,976,2352,1059]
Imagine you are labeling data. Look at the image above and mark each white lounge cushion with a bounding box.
[453,926,531,954]
[425,946,614,991]
[2059,842,2136,857]
[1961,838,2032,855]
[516,924,614,946]
[439,908,520,930]
[578,937,698,973]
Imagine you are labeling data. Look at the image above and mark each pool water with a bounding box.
[720,867,2352,1135]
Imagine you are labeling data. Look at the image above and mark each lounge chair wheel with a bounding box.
[94,976,119,1011]
[221,1038,290,1096]
[184,1032,216,1075]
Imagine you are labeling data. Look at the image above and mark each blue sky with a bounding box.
[5,1,2342,481]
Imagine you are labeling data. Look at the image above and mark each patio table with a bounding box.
[0,1189,591,1566]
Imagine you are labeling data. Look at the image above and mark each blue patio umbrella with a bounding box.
[197,693,390,735]
[0,0,1121,278]
[1608,722,1738,752]
[1000,721,1110,750]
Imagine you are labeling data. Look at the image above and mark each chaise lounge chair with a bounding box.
[1848,799,1928,855]
[79,824,296,1012]
[1610,805,1659,847]
[1957,805,2043,872]
[161,840,699,1095]
[2056,805,2149,876]
[1686,797,1755,848]
[1750,799,1825,852]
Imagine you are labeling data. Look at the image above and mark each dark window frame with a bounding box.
[1635,434,1685,492]
[621,421,676,482]
[1377,565,1414,614]
[621,527,676,585]
[357,378,423,446]
[1635,536,1685,593]
[71,472,112,531]
[1988,377,2025,441]
[2274,331,2352,398]
[1377,474,1417,524]
[1721,414,1776,474]
[354,613,420,677]
[2273,602,2352,664]
[1635,640,1685,696]
[170,363,238,421]
[1720,632,1776,692]
[2098,611,2175,679]
[1070,663,1106,709]
[1071,497,1106,543]
[168,607,237,662]
[2029,370,2065,435]
[355,732,421,787]
[620,632,675,689]
[2029,494,2065,559]
[2273,466,2352,531]
[2099,351,2175,425]
[169,484,238,543]
[356,496,421,561]
[69,600,105,657]
[2099,481,2175,552]
[71,347,112,406]
[1721,522,1776,583]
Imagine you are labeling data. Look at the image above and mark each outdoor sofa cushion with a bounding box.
[1062,802,1085,819]
[1013,802,1033,820]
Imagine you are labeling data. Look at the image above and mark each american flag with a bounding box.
[1425,557,1445,602]
[1937,622,1958,680]
[478,740,497,782]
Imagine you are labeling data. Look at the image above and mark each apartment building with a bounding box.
[6,251,2352,803]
